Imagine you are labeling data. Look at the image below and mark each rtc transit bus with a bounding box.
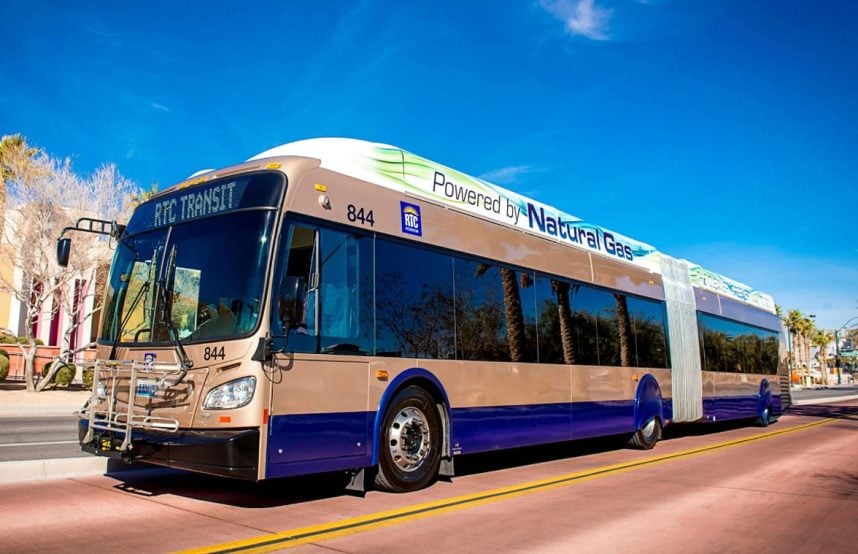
[58,138,788,493]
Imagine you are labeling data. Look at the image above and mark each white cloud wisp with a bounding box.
[540,0,613,41]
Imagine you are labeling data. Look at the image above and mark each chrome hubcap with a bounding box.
[642,417,656,437]
[388,406,431,472]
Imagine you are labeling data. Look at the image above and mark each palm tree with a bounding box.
[811,329,834,384]
[499,267,526,362]
[797,317,816,383]
[550,279,576,364]
[784,309,804,381]
[614,293,633,367]
[0,134,41,230]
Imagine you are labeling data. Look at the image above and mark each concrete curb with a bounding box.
[0,457,153,484]
[0,409,83,418]
[793,394,858,406]
[0,457,110,483]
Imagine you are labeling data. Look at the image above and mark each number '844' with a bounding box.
[347,204,374,226]
[204,346,225,361]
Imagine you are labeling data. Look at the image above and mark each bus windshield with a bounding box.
[101,173,283,345]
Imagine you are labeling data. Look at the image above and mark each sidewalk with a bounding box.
[0,383,90,417]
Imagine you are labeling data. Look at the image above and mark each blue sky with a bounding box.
[1,0,856,330]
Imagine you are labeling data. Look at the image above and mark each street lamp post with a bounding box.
[807,314,816,386]
[835,316,858,386]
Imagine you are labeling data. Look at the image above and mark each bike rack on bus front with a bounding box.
[80,360,182,452]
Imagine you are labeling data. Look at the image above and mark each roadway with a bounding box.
[792,384,858,403]
[0,416,83,462]
[1,399,855,553]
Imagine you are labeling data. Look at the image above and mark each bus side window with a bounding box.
[317,228,373,354]
[272,225,318,352]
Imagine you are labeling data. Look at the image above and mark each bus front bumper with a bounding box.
[78,420,260,480]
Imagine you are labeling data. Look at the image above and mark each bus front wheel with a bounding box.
[374,386,442,493]
[628,416,661,450]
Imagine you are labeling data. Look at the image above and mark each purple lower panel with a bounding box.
[265,453,373,479]
[702,396,761,421]
[662,399,674,423]
[450,400,635,455]
[266,412,373,479]
[264,398,657,478]
[570,400,635,440]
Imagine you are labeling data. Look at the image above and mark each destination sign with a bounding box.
[125,172,284,235]
[153,181,243,227]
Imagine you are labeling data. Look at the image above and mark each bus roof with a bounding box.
[249,138,775,314]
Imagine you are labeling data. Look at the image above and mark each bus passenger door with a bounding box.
[266,222,374,469]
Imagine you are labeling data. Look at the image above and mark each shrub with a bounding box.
[53,363,76,387]
[42,361,53,377]
[0,348,8,358]
[0,356,8,382]
[0,335,16,344]
[35,339,44,346]
[83,368,94,388]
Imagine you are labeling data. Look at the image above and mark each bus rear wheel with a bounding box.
[628,416,661,450]
[374,386,441,493]
[756,406,771,427]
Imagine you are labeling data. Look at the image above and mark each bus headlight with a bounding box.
[203,376,256,410]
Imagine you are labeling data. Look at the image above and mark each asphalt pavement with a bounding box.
[0,416,83,462]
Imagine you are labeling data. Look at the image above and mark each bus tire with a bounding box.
[756,405,771,427]
[628,416,661,450]
[374,386,442,493]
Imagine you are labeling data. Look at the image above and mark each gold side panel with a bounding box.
[591,254,665,300]
[268,356,673,415]
[269,354,369,415]
[570,366,672,403]
[703,371,768,398]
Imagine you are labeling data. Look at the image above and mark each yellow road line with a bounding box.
[182,418,834,554]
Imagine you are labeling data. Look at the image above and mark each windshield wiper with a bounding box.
[157,245,193,384]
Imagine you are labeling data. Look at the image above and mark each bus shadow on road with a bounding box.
[108,465,354,508]
[453,419,765,478]
[786,404,858,420]
[452,435,629,478]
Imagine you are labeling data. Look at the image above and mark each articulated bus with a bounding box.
[58,138,788,492]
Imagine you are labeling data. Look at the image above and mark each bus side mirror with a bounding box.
[278,276,306,330]
[56,238,71,267]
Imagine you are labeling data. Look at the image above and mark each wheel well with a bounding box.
[634,374,663,432]
[372,374,452,466]
[398,377,444,406]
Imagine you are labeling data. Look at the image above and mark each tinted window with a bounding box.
[375,238,455,359]
[534,276,599,365]
[578,286,623,366]
[454,258,537,362]
[628,297,670,368]
[698,312,778,375]
[534,276,669,368]
[271,222,374,355]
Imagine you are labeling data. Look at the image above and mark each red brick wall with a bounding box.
[2,346,97,381]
